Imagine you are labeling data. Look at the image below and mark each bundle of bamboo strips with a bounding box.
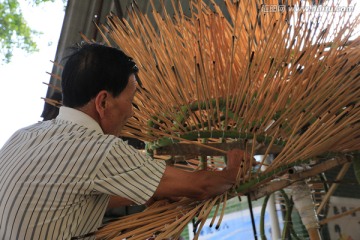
[89,0,360,238]
[46,0,360,239]
[103,0,360,167]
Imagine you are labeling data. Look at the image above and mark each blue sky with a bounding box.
[0,0,65,147]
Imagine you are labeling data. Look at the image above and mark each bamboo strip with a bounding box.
[319,207,360,225]
[316,162,352,215]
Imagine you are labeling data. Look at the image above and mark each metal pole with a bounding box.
[260,154,281,240]
[268,193,281,240]
[248,194,258,240]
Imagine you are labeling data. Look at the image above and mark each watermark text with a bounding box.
[261,4,355,13]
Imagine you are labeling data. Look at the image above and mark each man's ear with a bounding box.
[94,90,110,118]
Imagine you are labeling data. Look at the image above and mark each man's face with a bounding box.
[103,74,137,136]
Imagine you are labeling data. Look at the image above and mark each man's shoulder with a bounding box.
[17,119,118,146]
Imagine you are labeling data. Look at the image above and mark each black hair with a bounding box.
[61,42,138,108]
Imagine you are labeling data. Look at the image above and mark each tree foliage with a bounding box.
[0,0,59,64]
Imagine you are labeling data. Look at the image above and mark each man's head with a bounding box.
[61,43,139,136]
[61,43,138,108]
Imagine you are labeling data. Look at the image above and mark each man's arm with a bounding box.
[152,149,246,201]
[108,196,135,209]
[108,149,247,208]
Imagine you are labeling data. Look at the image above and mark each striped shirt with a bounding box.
[0,107,166,240]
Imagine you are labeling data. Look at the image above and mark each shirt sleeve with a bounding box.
[93,139,166,205]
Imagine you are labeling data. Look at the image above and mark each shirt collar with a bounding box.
[56,106,104,134]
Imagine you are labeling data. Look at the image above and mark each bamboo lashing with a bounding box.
[46,0,360,239]
[287,181,322,240]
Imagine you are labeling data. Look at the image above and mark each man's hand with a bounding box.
[150,149,256,202]
[226,149,246,169]
[225,149,255,183]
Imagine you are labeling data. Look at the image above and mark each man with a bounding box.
[0,43,247,239]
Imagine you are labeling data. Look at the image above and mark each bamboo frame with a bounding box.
[248,156,351,201]
[103,0,360,161]
[154,140,284,156]
[100,0,359,238]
